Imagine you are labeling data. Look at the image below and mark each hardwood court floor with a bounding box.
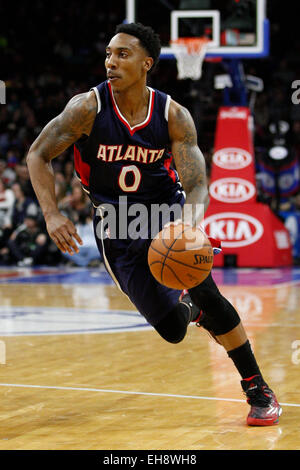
[0,266,300,450]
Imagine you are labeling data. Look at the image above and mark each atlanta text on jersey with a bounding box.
[97,144,166,164]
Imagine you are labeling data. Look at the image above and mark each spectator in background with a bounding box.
[14,162,36,199]
[0,177,15,249]
[11,182,39,229]
[291,120,300,159]
[59,182,91,224]
[0,158,16,186]
[7,215,48,267]
[62,208,101,267]
[63,160,76,193]
[54,172,68,206]
[293,192,300,213]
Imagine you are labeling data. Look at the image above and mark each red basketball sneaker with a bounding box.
[241,375,282,426]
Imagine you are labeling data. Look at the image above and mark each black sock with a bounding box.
[227,340,262,380]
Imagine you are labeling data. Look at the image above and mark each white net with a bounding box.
[171,37,210,81]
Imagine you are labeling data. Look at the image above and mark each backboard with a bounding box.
[126,0,269,59]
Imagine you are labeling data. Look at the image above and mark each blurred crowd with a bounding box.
[1,0,300,266]
[0,158,100,267]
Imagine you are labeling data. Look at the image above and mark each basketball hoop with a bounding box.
[170,37,210,81]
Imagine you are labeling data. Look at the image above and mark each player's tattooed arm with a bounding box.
[168,100,209,227]
[28,91,97,162]
[26,91,97,254]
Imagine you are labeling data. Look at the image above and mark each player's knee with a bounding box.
[153,303,189,344]
[154,319,187,344]
[156,327,186,344]
[189,274,240,336]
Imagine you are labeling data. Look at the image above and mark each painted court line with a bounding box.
[0,382,299,408]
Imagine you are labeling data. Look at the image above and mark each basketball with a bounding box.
[148,223,213,290]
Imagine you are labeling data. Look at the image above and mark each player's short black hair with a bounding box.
[114,23,161,73]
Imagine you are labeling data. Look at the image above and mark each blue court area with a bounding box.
[0,266,112,285]
[0,266,151,336]
[0,265,299,336]
[1,265,300,286]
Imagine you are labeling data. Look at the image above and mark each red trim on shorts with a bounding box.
[163,155,176,183]
[74,145,91,187]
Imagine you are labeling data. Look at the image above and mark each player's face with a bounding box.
[105,33,153,91]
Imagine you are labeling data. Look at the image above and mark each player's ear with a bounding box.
[144,57,154,73]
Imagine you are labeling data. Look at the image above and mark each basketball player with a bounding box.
[26,23,281,426]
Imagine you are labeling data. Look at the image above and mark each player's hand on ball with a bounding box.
[163,221,222,255]
[163,218,191,229]
[45,212,83,255]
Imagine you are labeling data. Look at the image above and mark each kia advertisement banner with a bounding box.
[209,177,256,204]
[207,106,292,267]
[209,107,257,206]
[204,203,292,267]
[212,148,253,171]
[204,211,264,248]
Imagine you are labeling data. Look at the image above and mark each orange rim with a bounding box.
[171,36,210,54]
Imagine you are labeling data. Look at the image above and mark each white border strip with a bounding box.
[0,382,298,407]
[91,87,101,114]
[164,94,171,121]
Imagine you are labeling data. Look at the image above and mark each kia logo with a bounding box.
[203,212,264,248]
[213,148,253,170]
[209,178,256,203]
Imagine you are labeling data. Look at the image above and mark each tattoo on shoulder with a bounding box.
[174,105,197,145]
[63,92,97,136]
[35,91,97,160]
